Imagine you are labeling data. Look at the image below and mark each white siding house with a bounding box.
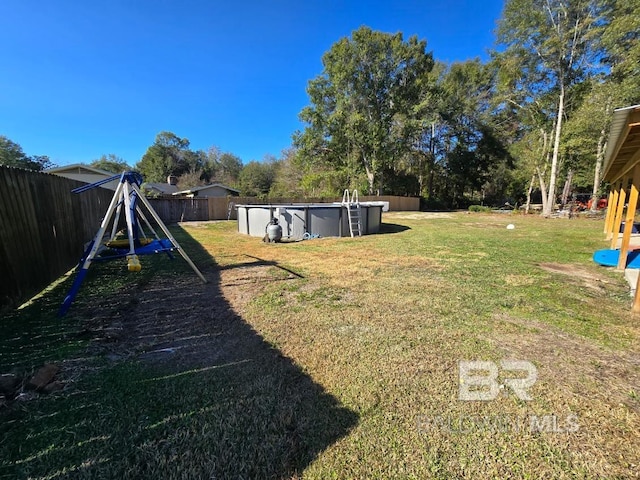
[45,164,120,190]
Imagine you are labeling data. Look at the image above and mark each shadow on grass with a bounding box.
[378,222,411,234]
[0,225,358,479]
[219,253,305,279]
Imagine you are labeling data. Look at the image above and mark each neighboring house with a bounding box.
[173,183,240,198]
[142,183,180,197]
[141,175,181,197]
[45,164,120,190]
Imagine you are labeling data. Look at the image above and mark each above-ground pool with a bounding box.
[237,202,387,238]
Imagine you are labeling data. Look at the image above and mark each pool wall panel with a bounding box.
[237,203,384,238]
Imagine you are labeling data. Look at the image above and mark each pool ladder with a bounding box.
[342,189,362,237]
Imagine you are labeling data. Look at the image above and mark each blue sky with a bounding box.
[0,0,505,167]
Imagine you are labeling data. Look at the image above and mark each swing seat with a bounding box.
[105,238,154,248]
[107,238,175,255]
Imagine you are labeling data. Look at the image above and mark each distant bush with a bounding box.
[421,197,450,211]
[468,205,492,213]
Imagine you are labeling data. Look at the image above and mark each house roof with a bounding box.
[45,164,116,177]
[144,183,180,195]
[602,104,640,182]
[173,183,240,195]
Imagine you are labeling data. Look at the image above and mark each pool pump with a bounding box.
[265,217,283,243]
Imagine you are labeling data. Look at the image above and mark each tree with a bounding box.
[434,60,512,206]
[402,61,446,199]
[90,154,132,173]
[136,131,208,183]
[238,159,276,197]
[295,26,434,195]
[269,148,306,197]
[600,0,640,105]
[0,136,53,171]
[496,0,603,216]
[177,169,207,189]
[217,152,243,186]
[561,80,612,207]
[578,0,640,209]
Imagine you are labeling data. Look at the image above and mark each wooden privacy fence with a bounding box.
[0,167,115,309]
[147,195,420,221]
[147,198,209,224]
[214,195,420,220]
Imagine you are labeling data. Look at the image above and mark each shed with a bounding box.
[601,104,640,310]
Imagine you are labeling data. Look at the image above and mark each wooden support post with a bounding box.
[617,166,640,269]
[610,178,628,249]
[633,273,640,313]
[606,181,622,240]
[604,182,619,236]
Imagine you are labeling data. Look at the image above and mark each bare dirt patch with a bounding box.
[461,221,511,228]
[385,211,454,220]
[538,262,617,293]
[491,313,640,412]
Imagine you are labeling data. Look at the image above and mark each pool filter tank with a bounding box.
[266,218,282,242]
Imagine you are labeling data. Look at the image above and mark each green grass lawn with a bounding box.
[1,212,639,479]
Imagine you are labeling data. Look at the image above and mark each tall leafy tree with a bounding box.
[600,0,640,105]
[269,148,306,197]
[558,0,640,210]
[577,0,640,209]
[90,154,131,173]
[238,159,276,197]
[0,135,53,171]
[217,152,243,186]
[435,60,512,206]
[201,146,222,182]
[136,131,204,183]
[496,0,603,216]
[561,79,612,207]
[403,61,446,199]
[295,26,434,195]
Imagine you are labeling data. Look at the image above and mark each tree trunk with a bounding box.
[543,85,565,217]
[537,166,548,214]
[427,168,435,200]
[590,128,607,212]
[525,173,536,214]
[561,169,573,208]
[364,163,375,195]
[426,122,436,199]
[417,152,425,196]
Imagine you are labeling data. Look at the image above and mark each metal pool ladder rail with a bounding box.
[342,189,362,237]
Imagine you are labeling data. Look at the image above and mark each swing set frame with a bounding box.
[59,172,207,315]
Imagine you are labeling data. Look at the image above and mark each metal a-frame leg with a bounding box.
[59,179,125,315]
[110,200,123,241]
[135,205,173,259]
[131,182,208,284]
[122,181,141,272]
